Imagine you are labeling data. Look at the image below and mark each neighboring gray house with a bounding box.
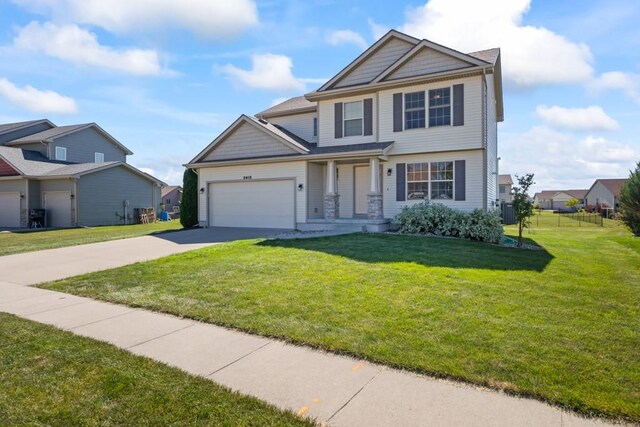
[498,174,513,203]
[161,185,182,213]
[186,30,503,231]
[0,119,164,229]
[585,178,628,212]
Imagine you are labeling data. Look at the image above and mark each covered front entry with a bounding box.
[0,192,21,228]
[43,191,72,228]
[209,180,295,229]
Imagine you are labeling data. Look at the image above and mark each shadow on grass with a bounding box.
[258,233,554,272]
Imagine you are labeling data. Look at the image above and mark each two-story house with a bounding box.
[186,30,503,231]
[0,119,164,229]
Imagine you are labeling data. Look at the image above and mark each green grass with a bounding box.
[0,221,183,256]
[0,313,310,426]
[41,213,640,422]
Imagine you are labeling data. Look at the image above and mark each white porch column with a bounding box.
[367,157,383,220]
[324,160,339,220]
[326,160,337,194]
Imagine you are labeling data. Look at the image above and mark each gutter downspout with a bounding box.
[481,68,488,212]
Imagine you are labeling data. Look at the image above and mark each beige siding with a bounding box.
[270,112,318,143]
[337,164,355,218]
[335,38,415,88]
[383,151,485,218]
[586,183,614,208]
[197,161,307,225]
[318,93,378,147]
[307,162,324,218]
[203,123,298,162]
[380,76,483,155]
[387,48,472,80]
[486,74,498,210]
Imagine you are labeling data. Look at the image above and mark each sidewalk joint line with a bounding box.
[206,340,274,377]
[66,308,137,330]
[125,323,196,350]
[326,366,385,423]
[17,299,92,317]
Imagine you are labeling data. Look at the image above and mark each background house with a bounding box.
[585,179,628,212]
[533,189,587,210]
[498,174,513,203]
[0,119,163,229]
[161,185,182,214]
[187,30,503,231]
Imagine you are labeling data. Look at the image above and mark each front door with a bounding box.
[354,166,368,215]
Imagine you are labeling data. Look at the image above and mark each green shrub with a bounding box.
[180,169,198,228]
[395,202,503,244]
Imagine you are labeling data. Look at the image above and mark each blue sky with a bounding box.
[0,0,638,192]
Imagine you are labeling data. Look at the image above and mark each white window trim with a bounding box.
[406,161,455,201]
[427,86,453,128]
[343,100,363,137]
[55,146,67,161]
[95,152,104,163]
[404,91,426,131]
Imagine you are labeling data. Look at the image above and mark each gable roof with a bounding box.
[161,185,182,198]
[257,96,316,119]
[189,114,310,164]
[0,119,55,135]
[5,122,134,155]
[534,189,587,200]
[499,174,513,185]
[589,178,628,197]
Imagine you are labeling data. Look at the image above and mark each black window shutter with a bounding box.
[393,93,403,132]
[396,163,406,201]
[453,84,464,126]
[455,160,466,201]
[334,102,343,139]
[363,98,373,136]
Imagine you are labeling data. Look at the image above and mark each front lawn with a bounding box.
[0,313,310,426]
[41,222,640,422]
[0,221,183,256]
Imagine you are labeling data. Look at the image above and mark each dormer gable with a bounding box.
[318,30,419,91]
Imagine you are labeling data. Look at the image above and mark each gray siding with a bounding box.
[52,127,127,163]
[28,179,40,209]
[77,166,159,226]
[203,123,298,161]
[335,38,414,88]
[161,188,181,212]
[40,179,74,193]
[6,142,48,156]
[387,48,472,80]
[0,179,25,193]
[0,122,54,144]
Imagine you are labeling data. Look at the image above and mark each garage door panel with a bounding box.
[44,192,72,228]
[209,180,294,229]
[0,192,21,228]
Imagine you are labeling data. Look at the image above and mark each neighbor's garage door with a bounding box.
[43,191,72,228]
[0,192,21,228]
[209,180,294,229]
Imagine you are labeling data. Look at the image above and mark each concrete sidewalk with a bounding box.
[0,281,612,426]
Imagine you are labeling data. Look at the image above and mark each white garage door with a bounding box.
[43,191,72,228]
[0,192,21,228]
[209,180,295,229]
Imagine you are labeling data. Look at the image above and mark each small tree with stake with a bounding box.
[511,174,535,247]
[619,161,640,236]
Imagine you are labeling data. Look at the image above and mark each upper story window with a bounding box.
[313,117,318,137]
[407,161,454,200]
[343,101,363,137]
[95,152,104,163]
[428,88,451,127]
[55,146,66,161]
[405,92,425,129]
[499,184,506,194]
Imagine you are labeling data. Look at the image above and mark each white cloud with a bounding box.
[0,77,77,114]
[14,22,164,75]
[12,0,258,39]
[502,126,639,193]
[590,71,640,104]
[270,97,288,107]
[535,105,619,131]
[326,30,368,50]
[368,18,390,41]
[400,0,594,87]
[219,54,306,92]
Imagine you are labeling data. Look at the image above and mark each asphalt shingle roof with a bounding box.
[467,48,500,65]
[0,119,51,135]
[595,179,628,196]
[8,124,90,143]
[256,96,316,118]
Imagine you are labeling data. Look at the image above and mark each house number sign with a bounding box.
[243,176,252,180]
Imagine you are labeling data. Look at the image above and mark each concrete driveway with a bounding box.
[0,227,282,286]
